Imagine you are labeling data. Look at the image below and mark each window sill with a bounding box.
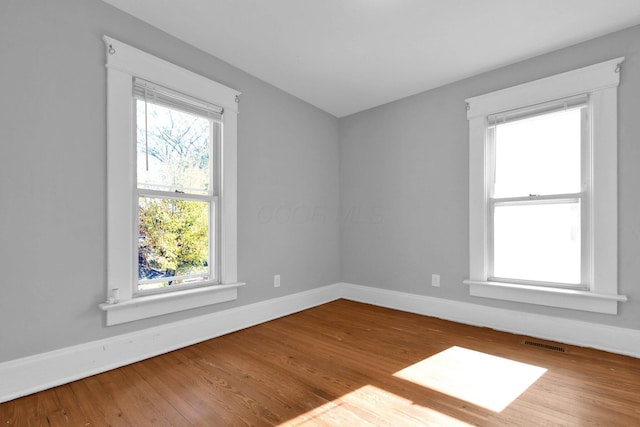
[99,282,245,325]
[464,280,626,315]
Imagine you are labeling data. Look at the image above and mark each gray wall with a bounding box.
[0,0,340,362]
[340,24,640,329]
[2,0,638,365]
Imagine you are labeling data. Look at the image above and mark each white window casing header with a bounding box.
[104,36,239,114]
[466,57,623,120]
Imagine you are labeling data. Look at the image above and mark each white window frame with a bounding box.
[133,78,222,294]
[464,58,627,315]
[486,95,589,287]
[100,36,244,325]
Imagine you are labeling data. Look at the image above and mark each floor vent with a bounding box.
[522,340,567,353]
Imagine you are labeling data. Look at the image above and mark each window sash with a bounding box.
[137,188,216,202]
[134,94,219,197]
[135,194,219,295]
[138,272,211,286]
[487,101,587,199]
[490,193,581,206]
[487,195,585,288]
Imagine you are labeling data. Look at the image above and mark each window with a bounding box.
[135,79,220,293]
[489,96,586,287]
[464,58,627,314]
[101,36,244,325]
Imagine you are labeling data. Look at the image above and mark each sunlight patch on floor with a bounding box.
[394,346,547,412]
[279,384,473,426]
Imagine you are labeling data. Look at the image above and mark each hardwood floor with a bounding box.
[2,299,639,426]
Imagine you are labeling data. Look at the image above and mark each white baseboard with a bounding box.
[2,281,638,403]
[0,284,339,403]
[337,282,640,358]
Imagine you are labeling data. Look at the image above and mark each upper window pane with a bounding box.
[493,108,583,198]
[136,100,215,195]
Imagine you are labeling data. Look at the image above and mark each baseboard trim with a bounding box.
[0,284,339,403]
[2,281,638,403]
[337,282,640,358]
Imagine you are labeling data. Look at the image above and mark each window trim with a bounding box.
[101,36,244,325]
[464,57,627,314]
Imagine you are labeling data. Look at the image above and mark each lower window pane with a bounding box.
[138,197,210,291]
[493,202,580,285]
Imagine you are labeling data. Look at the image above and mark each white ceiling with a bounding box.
[102,0,640,118]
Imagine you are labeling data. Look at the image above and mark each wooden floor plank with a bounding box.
[132,353,237,426]
[2,299,639,426]
[183,342,316,420]
[167,346,282,426]
[115,362,193,427]
[67,376,130,427]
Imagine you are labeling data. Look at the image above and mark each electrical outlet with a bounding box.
[274,274,281,288]
[431,274,440,287]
